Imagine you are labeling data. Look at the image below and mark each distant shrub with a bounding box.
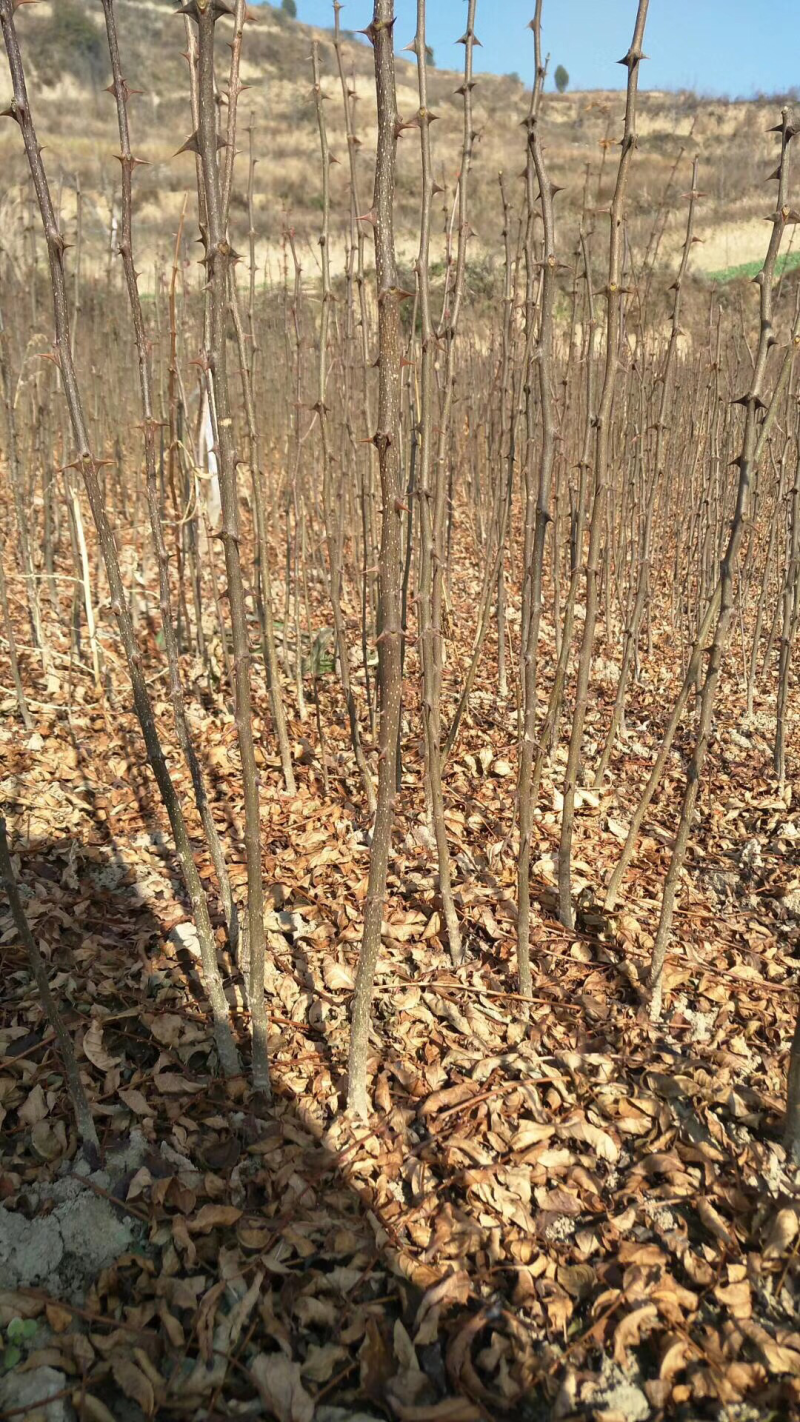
[38,0,105,88]
[554,64,569,94]
[466,254,502,303]
[289,92,316,128]
[748,85,800,105]
[282,0,297,16]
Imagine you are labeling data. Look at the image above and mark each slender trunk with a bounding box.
[558,1,649,929]
[412,0,473,965]
[191,0,270,1091]
[347,0,404,1119]
[516,2,558,998]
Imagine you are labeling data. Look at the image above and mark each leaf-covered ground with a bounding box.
[2,500,800,1422]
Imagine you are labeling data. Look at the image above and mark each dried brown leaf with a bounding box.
[189,1204,243,1233]
[613,1305,659,1365]
[111,1355,156,1417]
[83,1020,119,1072]
[251,1353,315,1422]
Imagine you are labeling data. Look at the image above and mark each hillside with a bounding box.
[0,0,790,289]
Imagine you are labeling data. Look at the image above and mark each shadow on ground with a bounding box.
[1,816,799,1422]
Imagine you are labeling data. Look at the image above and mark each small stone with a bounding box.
[588,1359,650,1422]
[0,1185,135,1296]
[544,1214,576,1243]
[0,1365,69,1422]
[168,921,201,958]
[739,837,763,876]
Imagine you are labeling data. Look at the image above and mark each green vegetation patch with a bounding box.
[706,250,800,283]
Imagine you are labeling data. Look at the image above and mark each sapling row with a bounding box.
[1,0,800,1153]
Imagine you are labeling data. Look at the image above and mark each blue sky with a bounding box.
[268,1,800,99]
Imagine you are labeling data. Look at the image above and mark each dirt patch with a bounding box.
[0,1132,147,1298]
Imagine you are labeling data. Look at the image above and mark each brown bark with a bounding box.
[189,0,271,1092]
[557,0,649,929]
[347,0,405,1119]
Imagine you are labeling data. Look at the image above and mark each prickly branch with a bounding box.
[0,0,241,1079]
